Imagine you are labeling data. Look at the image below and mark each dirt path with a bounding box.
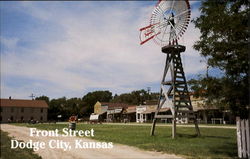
[1,124,182,159]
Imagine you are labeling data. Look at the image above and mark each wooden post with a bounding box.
[241,119,247,158]
[245,119,250,158]
[236,117,242,158]
[194,119,201,137]
[172,118,176,139]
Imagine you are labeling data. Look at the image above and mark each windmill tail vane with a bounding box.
[139,22,160,45]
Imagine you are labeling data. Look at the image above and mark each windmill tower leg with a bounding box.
[150,119,157,136]
[150,45,200,138]
[150,54,171,136]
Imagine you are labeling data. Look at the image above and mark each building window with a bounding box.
[30,108,34,113]
[21,116,24,121]
[21,108,24,113]
[10,116,13,121]
[40,116,43,121]
[11,107,14,113]
[41,108,43,113]
[0,107,2,112]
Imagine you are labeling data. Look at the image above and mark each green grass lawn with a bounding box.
[0,130,41,159]
[13,123,237,158]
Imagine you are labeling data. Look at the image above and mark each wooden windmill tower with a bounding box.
[139,0,200,138]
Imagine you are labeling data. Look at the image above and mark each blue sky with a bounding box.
[0,1,208,99]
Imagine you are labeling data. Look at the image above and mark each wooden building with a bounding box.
[0,98,48,123]
[122,105,136,123]
[191,94,235,124]
[92,101,136,122]
[106,103,128,122]
[91,101,108,122]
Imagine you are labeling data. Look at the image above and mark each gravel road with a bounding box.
[1,124,182,159]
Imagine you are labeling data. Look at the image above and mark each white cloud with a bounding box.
[0,36,19,50]
[1,1,205,99]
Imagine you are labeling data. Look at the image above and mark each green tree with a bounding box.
[111,89,158,105]
[82,90,112,114]
[191,0,249,118]
[66,98,84,117]
[35,95,49,105]
[49,97,67,120]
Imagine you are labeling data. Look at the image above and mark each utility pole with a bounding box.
[147,87,151,100]
[29,93,35,100]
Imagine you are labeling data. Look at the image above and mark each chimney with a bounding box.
[9,96,12,100]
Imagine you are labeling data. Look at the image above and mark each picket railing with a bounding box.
[236,117,250,158]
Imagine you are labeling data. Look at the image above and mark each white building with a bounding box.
[136,105,169,123]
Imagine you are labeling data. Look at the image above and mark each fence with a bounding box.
[236,117,250,158]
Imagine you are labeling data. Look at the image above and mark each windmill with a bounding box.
[139,0,200,138]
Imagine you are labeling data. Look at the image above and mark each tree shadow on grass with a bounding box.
[157,133,199,138]
[176,133,198,138]
[176,133,231,139]
[201,135,231,139]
